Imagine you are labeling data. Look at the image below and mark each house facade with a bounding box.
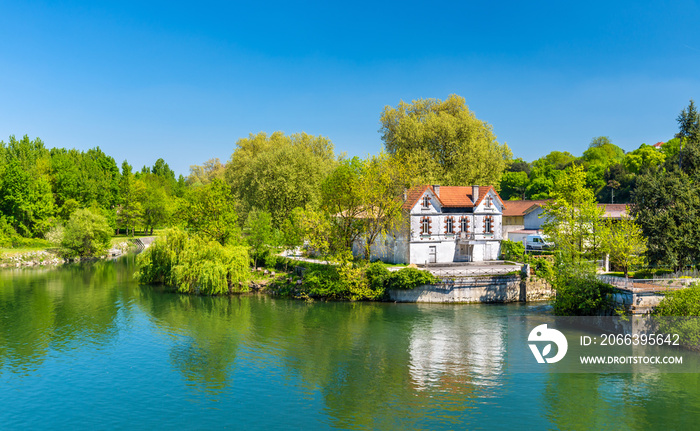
[355,185,505,264]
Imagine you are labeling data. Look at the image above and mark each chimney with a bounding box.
[472,185,479,202]
[433,185,440,197]
[403,188,408,201]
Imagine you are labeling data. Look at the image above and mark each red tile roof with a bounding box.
[402,185,504,210]
[502,200,550,216]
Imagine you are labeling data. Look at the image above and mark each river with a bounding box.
[1,256,699,429]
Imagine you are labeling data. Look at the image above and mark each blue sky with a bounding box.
[2,0,699,176]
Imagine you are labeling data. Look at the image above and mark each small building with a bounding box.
[503,200,633,245]
[354,185,505,264]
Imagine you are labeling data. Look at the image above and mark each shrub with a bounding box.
[137,227,250,295]
[553,276,616,316]
[60,209,112,258]
[366,262,390,291]
[530,257,555,281]
[654,284,700,316]
[501,239,525,261]
[386,267,437,290]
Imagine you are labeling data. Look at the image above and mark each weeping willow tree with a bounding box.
[136,227,249,295]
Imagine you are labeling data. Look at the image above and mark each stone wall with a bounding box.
[388,275,554,303]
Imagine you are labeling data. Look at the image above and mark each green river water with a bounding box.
[1,255,700,430]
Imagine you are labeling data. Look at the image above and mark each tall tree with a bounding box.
[225,132,336,224]
[380,94,511,186]
[117,161,144,235]
[677,99,700,170]
[182,179,240,246]
[356,153,413,260]
[543,164,604,267]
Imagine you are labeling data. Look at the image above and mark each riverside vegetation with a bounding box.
[3,97,700,310]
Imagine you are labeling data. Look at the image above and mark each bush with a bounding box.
[501,239,525,261]
[655,284,700,316]
[60,209,112,258]
[386,267,437,290]
[137,227,250,295]
[530,257,555,281]
[366,262,390,291]
[553,276,616,316]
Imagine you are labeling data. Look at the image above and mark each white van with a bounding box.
[526,234,553,251]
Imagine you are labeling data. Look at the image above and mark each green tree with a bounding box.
[356,153,413,260]
[600,213,647,276]
[676,99,700,170]
[117,161,144,235]
[380,94,511,186]
[60,208,112,258]
[543,164,604,268]
[632,170,700,269]
[624,143,666,174]
[244,209,277,268]
[321,157,365,252]
[499,171,529,200]
[182,178,240,246]
[225,132,336,225]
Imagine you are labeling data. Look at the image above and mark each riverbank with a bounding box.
[0,240,132,268]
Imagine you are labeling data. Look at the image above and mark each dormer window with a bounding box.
[422,195,430,209]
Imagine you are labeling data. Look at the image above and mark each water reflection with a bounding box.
[2,258,700,429]
[408,304,505,392]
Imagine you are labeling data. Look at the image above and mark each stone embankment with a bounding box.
[388,274,553,303]
[0,241,131,268]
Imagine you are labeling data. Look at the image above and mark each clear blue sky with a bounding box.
[2,0,699,176]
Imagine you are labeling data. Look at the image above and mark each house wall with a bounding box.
[524,207,546,230]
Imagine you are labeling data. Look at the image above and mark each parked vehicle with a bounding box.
[525,234,553,251]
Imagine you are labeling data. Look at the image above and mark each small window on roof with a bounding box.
[422,195,430,208]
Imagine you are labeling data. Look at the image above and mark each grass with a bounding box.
[0,245,53,256]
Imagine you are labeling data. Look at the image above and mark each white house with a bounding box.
[354,185,505,264]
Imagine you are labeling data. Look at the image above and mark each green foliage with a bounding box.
[553,275,616,316]
[530,257,555,281]
[500,239,525,261]
[624,144,665,174]
[600,214,647,276]
[655,284,700,316]
[632,142,700,269]
[380,94,512,186]
[182,178,240,246]
[244,209,278,268]
[499,171,529,200]
[225,131,336,225]
[365,261,391,291]
[385,267,438,290]
[654,284,700,346]
[60,208,112,258]
[543,164,605,265]
[137,227,249,295]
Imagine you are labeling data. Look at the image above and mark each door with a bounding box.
[429,246,437,263]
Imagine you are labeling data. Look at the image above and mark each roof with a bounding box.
[502,200,550,216]
[653,142,664,148]
[402,185,504,210]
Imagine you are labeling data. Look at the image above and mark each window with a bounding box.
[422,195,430,208]
[445,217,454,234]
[485,195,492,208]
[459,216,469,233]
[421,217,431,235]
[484,216,493,234]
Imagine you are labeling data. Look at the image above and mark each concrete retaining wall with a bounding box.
[388,275,553,303]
